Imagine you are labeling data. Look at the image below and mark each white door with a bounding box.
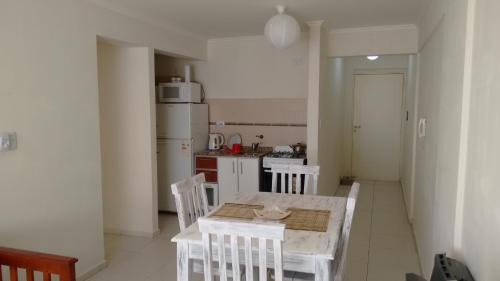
[217,157,238,204]
[237,158,261,193]
[157,139,192,212]
[352,74,404,181]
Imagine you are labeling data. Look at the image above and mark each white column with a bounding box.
[307,21,323,165]
[306,21,324,165]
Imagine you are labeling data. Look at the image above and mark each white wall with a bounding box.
[154,53,207,85]
[328,25,418,57]
[341,55,410,176]
[412,0,469,276]
[412,1,500,279]
[306,22,324,168]
[319,57,345,195]
[98,42,158,237]
[315,22,341,196]
[459,0,500,279]
[401,55,418,220]
[0,0,205,278]
[156,35,308,99]
[204,35,308,99]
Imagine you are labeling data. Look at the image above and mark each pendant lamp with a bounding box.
[264,5,301,49]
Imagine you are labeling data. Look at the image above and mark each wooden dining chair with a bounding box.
[271,164,320,195]
[0,246,78,281]
[198,217,286,281]
[292,182,360,281]
[171,173,209,231]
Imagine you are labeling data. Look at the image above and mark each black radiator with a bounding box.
[406,253,474,281]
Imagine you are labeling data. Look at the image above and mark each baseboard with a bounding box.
[77,260,107,281]
[104,227,158,238]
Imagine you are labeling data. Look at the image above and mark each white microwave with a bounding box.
[157,82,202,103]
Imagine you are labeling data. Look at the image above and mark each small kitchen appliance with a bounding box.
[208,133,224,150]
[157,64,202,103]
[157,82,201,103]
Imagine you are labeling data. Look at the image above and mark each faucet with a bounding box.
[251,142,260,152]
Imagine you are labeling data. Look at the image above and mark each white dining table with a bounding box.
[171,192,347,281]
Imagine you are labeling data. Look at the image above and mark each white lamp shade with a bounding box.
[264,13,301,49]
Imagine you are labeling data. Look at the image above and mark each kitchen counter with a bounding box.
[195,147,272,158]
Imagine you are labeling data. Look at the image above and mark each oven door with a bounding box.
[203,183,219,210]
[261,168,273,192]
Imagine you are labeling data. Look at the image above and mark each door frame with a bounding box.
[350,68,407,180]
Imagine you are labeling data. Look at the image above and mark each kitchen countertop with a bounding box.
[195,147,272,158]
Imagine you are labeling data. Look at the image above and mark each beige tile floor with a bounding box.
[89,180,421,281]
[88,214,203,281]
[337,180,422,281]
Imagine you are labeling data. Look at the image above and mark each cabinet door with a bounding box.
[238,158,261,193]
[217,157,238,205]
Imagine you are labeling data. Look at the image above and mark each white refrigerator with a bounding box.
[157,103,208,212]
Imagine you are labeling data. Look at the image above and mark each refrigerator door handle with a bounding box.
[232,160,235,174]
[157,137,194,141]
[156,138,194,144]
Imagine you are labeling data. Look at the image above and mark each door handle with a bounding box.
[232,160,235,174]
[240,162,243,175]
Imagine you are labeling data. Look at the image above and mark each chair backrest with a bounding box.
[171,173,209,230]
[271,164,320,195]
[198,217,285,281]
[332,182,360,281]
[0,246,78,281]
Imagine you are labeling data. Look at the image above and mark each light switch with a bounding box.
[418,118,427,138]
[0,132,17,152]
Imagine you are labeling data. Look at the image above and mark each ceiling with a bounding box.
[90,0,428,39]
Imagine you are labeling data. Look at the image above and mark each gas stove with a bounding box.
[265,151,307,159]
[262,151,307,168]
[261,148,308,192]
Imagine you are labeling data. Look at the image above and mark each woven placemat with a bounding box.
[209,203,330,232]
[209,203,264,220]
[281,208,330,232]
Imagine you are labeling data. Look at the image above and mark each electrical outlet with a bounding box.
[216,121,225,128]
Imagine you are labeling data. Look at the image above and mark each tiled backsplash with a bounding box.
[206,98,307,147]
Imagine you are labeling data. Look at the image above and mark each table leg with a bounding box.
[177,241,191,281]
[315,257,332,281]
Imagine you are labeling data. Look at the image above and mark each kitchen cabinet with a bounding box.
[217,157,261,204]
[195,156,218,183]
[238,158,261,193]
[194,155,219,209]
[218,157,239,204]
